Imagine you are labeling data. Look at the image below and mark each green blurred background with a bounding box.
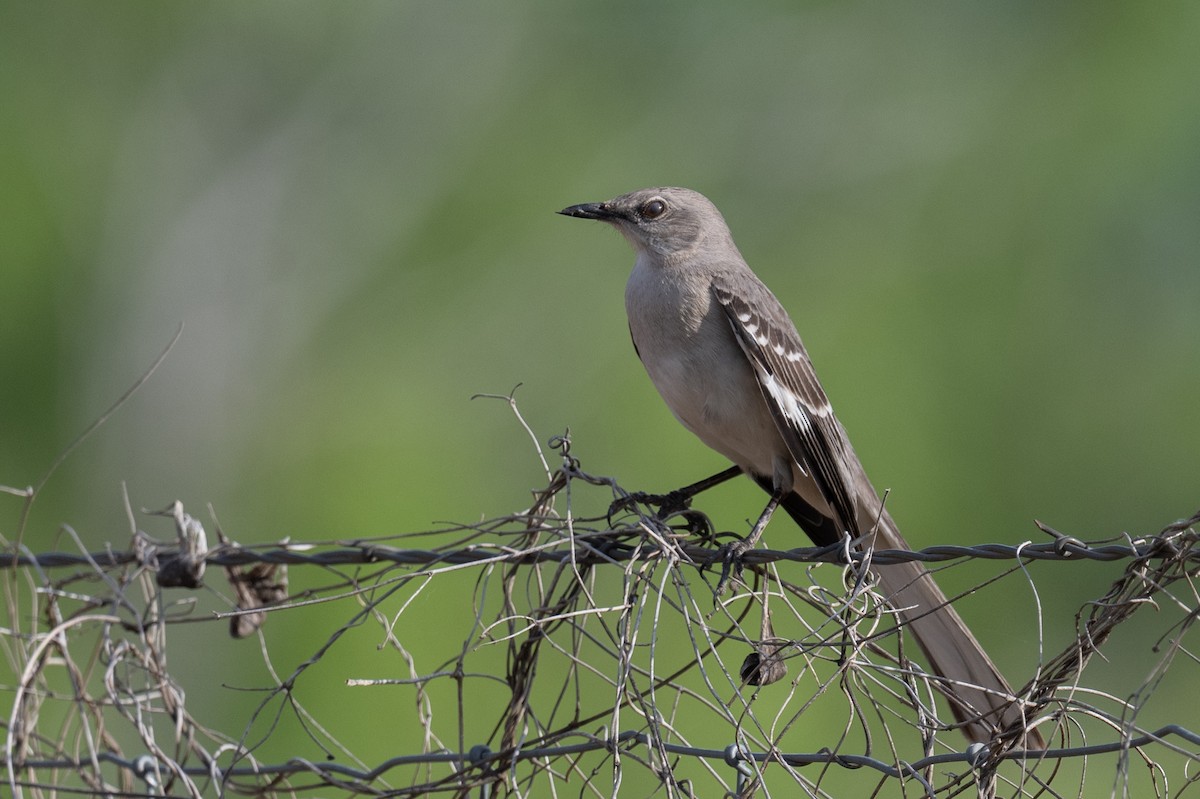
[3,2,1198,794]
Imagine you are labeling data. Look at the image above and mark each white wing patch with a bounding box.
[759,364,833,420]
[761,372,812,435]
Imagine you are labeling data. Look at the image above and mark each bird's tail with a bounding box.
[774,494,1043,748]
[864,511,1043,748]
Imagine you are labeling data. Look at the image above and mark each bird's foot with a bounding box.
[608,491,713,538]
[714,537,756,594]
[610,488,693,517]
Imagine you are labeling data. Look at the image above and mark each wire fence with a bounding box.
[3,420,1199,798]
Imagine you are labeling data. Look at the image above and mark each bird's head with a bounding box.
[558,187,733,262]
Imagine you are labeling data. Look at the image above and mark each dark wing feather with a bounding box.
[712,275,859,537]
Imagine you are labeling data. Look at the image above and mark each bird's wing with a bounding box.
[712,274,859,537]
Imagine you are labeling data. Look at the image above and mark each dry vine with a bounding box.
[2,400,1198,798]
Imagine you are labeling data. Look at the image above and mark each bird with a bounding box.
[558,186,1041,747]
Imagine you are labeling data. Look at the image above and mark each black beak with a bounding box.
[557,202,622,221]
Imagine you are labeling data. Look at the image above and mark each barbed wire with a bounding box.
[3,425,1199,798]
[14,723,1200,799]
[7,528,1199,573]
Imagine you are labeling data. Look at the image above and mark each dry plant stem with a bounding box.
[3,399,1198,798]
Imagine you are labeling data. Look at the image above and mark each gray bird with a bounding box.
[559,187,1041,747]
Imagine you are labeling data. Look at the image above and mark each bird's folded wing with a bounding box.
[712,275,858,536]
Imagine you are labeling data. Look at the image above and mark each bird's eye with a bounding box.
[640,199,667,219]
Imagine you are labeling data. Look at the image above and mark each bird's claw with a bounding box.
[612,489,692,516]
[714,538,755,594]
[608,491,712,538]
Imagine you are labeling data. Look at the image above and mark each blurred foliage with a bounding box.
[2,2,1198,795]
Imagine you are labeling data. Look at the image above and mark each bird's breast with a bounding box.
[623,260,780,475]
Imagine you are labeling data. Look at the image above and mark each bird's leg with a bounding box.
[742,492,782,550]
[716,489,783,593]
[611,464,742,519]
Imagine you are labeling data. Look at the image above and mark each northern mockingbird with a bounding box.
[559,187,1040,747]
